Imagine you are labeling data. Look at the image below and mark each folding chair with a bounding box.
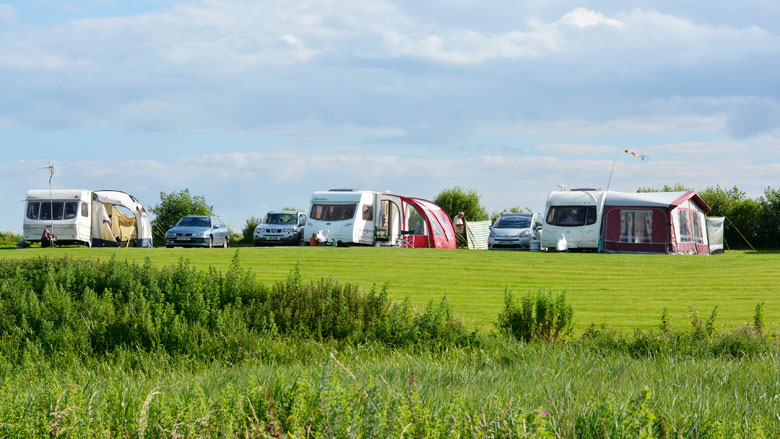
[396,230,415,248]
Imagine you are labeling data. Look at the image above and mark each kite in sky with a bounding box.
[625,149,649,160]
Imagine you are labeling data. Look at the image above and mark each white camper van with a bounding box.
[541,189,607,251]
[23,189,153,247]
[306,189,457,248]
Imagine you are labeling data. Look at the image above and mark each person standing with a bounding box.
[453,211,466,248]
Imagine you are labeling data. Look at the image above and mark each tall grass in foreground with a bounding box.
[1,254,779,437]
[2,339,778,438]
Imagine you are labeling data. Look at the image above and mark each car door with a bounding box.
[218,217,228,245]
[298,213,307,240]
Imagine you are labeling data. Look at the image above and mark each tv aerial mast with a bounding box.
[40,161,56,245]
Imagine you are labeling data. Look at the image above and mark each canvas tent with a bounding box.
[601,191,711,254]
[706,216,725,254]
[91,190,153,247]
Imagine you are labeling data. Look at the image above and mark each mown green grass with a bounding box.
[2,247,778,331]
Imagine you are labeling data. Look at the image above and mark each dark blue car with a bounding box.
[165,215,229,248]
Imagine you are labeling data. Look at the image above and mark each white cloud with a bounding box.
[559,7,624,30]
[0,1,779,138]
[3,144,778,233]
[535,144,616,155]
[0,4,17,27]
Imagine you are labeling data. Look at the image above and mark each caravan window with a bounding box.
[39,202,65,221]
[619,210,653,243]
[64,202,78,220]
[678,210,692,242]
[81,202,89,217]
[26,202,40,220]
[362,204,373,221]
[692,212,704,244]
[310,204,357,221]
[546,206,597,227]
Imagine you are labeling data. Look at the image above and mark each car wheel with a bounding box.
[208,236,213,248]
[166,245,173,248]
[223,236,228,248]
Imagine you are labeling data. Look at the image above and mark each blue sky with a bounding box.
[1,0,779,232]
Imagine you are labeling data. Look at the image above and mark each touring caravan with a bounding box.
[23,189,152,247]
[541,189,607,251]
[306,189,456,249]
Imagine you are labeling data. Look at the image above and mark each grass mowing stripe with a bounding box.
[2,247,778,332]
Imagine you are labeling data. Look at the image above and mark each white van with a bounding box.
[23,189,153,247]
[306,189,457,248]
[541,189,607,251]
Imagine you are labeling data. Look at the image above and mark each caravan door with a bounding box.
[375,195,402,245]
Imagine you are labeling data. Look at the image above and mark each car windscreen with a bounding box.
[495,216,531,229]
[176,217,210,227]
[265,214,298,225]
[309,204,357,221]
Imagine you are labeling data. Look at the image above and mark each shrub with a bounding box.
[433,186,489,221]
[496,289,573,343]
[0,230,22,247]
[241,216,261,244]
[148,189,214,244]
[0,255,476,363]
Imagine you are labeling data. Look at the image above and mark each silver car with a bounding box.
[165,215,230,248]
[488,213,543,250]
[253,211,307,246]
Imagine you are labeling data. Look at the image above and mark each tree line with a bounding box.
[639,183,780,250]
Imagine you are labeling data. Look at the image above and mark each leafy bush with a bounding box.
[240,216,261,244]
[496,289,573,343]
[0,254,476,363]
[148,189,214,245]
[433,186,489,221]
[579,305,775,359]
[0,230,22,247]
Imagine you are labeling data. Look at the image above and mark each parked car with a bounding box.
[253,211,307,246]
[165,215,229,248]
[488,213,543,250]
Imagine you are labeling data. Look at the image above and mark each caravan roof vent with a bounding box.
[571,188,599,192]
[328,188,360,192]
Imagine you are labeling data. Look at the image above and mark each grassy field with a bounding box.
[2,251,779,437]
[2,246,777,332]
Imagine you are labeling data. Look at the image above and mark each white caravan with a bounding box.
[306,189,457,248]
[24,189,153,247]
[541,189,607,251]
